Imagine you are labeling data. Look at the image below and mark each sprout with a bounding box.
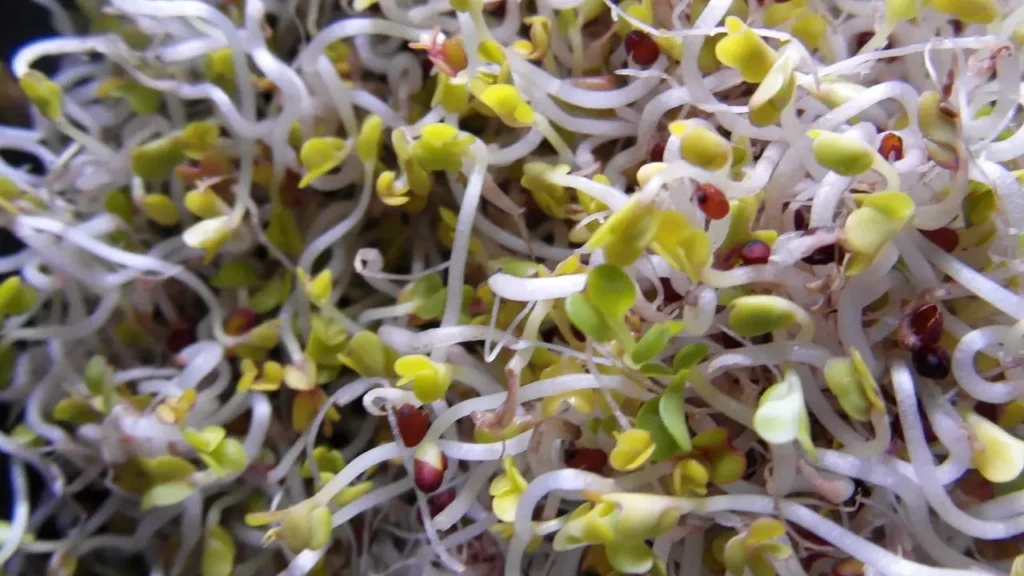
[808,130,876,177]
[521,162,571,218]
[0,277,37,319]
[749,51,798,127]
[182,215,237,262]
[714,17,778,83]
[184,426,247,476]
[723,518,793,576]
[964,411,1024,483]
[201,525,236,576]
[413,441,448,493]
[824,348,885,422]
[584,196,660,267]
[478,84,535,128]
[6,1,1024,574]
[609,429,656,472]
[669,120,732,171]
[931,0,999,23]
[185,187,231,219]
[298,269,333,307]
[635,394,686,461]
[141,481,197,510]
[513,17,552,60]
[411,123,476,172]
[727,295,814,340]
[843,191,915,275]
[132,137,187,181]
[298,137,351,188]
[489,456,528,522]
[19,70,63,121]
[394,355,452,403]
[753,369,815,456]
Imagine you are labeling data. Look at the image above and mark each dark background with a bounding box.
[0,2,75,547]
[0,1,56,256]
[1,2,56,67]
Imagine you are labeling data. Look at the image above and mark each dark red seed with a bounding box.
[712,243,745,270]
[975,401,999,423]
[396,404,430,447]
[280,169,306,208]
[624,31,660,67]
[957,470,993,503]
[564,446,607,473]
[740,240,771,265]
[909,303,943,349]
[852,31,874,53]
[793,206,810,231]
[166,325,194,353]
[413,442,447,493]
[224,308,257,336]
[920,227,959,253]
[659,277,683,304]
[695,183,729,220]
[650,140,666,163]
[802,242,842,266]
[719,332,745,349]
[428,489,456,517]
[486,0,506,17]
[912,346,950,380]
[879,133,904,162]
[791,523,830,547]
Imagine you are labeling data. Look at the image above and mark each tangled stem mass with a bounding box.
[3,0,1024,574]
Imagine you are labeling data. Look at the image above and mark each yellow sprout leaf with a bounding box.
[714,17,778,83]
[843,191,915,275]
[356,116,384,165]
[808,130,875,176]
[489,457,528,522]
[19,70,63,121]
[671,121,731,171]
[932,0,998,23]
[184,188,230,219]
[298,269,333,307]
[182,216,234,262]
[609,429,656,471]
[299,137,350,188]
[965,411,1024,483]
[478,84,535,128]
[140,194,181,227]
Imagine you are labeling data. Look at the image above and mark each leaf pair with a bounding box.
[824,348,885,422]
[966,410,1024,483]
[671,427,748,496]
[338,331,397,378]
[394,355,452,403]
[489,456,528,522]
[553,493,684,574]
[411,124,476,172]
[843,191,915,275]
[753,369,815,456]
[564,264,635,347]
[635,379,691,462]
[722,518,793,576]
[183,426,247,476]
[246,502,333,553]
[0,276,37,318]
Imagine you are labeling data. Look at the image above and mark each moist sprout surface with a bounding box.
[3,0,1024,575]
